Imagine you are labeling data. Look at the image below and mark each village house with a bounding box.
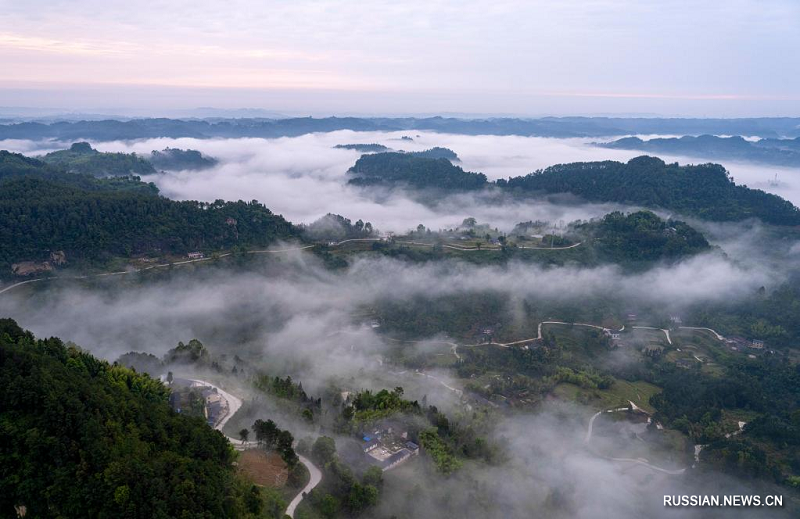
[359,423,418,471]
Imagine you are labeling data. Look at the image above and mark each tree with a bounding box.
[312,436,337,466]
[362,466,383,488]
[320,494,339,519]
[239,428,249,443]
[346,483,379,513]
[253,419,279,448]
[0,320,258,517]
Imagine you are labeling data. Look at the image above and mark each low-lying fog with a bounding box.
[0,249,791,518]
[3,130,798,518]
[4,131,799,233]
[0,248,780,371]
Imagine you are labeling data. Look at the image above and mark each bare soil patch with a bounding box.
[238,449,288,488]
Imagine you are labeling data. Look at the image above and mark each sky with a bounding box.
[1,0,799,117]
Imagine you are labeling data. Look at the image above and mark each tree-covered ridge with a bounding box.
[581,210,711,263]
[345,153,799,226]
[0,152,299,273]
[149,147,219,171]
[499,156,800,225]
[334,143,390,152]
[302,213,375,241]
[347,152,487,190]
[0,178,298,271]
[599,135,800,167]
[40,142,156,177]
[407,147,460,161]
[0,150,157,194]
[0,318,273,518]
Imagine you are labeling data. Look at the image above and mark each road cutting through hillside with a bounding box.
[187,379,322,519]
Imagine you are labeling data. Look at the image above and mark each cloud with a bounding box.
[32,131,791,229]
[0,245,776,364]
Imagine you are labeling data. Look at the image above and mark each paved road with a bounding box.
[330,238,583,252]
[678,326,725,341]
[0,244,316,296]
[584,403,686,475]
[285,455,323,518]
[187,378,322,518]
[0,238,584,296]
[187,379,242,432]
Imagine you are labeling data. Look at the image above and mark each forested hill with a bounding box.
[0,150,157,193]
[580,210,711,264]
[0,319,271,518]
[407,147,460,161]
[599,135,800,167]
[149,147,219,171]
[347,152,487,190]
[40,142,156,177]
[346,153,800,225]
[0,151,298,274]
[499,156,800,225]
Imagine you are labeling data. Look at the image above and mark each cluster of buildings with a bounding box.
[359,423,420,471]
[166,377,229,428]
[725,336,765,352]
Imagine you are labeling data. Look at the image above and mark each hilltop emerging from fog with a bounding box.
[599,134,800,167]
[348,153,800,226]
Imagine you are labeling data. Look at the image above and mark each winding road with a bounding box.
[0,237,583,296]
[584,404,686,475]
[285,455,323,518]
[0,244,316,296]
[678,326,725,341]
[187,378,322,518]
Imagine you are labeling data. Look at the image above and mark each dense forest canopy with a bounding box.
[347,153,487,190]
[581,210,711,263]
[0,150,157,194]
[333,143,390,152]
[346,152,800,226]
[500,156,800,225]
[0,319,273,518]
[40,142,156,177]
[149,147,219,171]
[406,147,460,161]
[0,151,298,273]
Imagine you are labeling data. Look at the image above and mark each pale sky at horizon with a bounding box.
[1,0,799,117]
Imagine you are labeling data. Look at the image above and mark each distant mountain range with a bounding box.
[2,116,800,142]
[599,135,800,167]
